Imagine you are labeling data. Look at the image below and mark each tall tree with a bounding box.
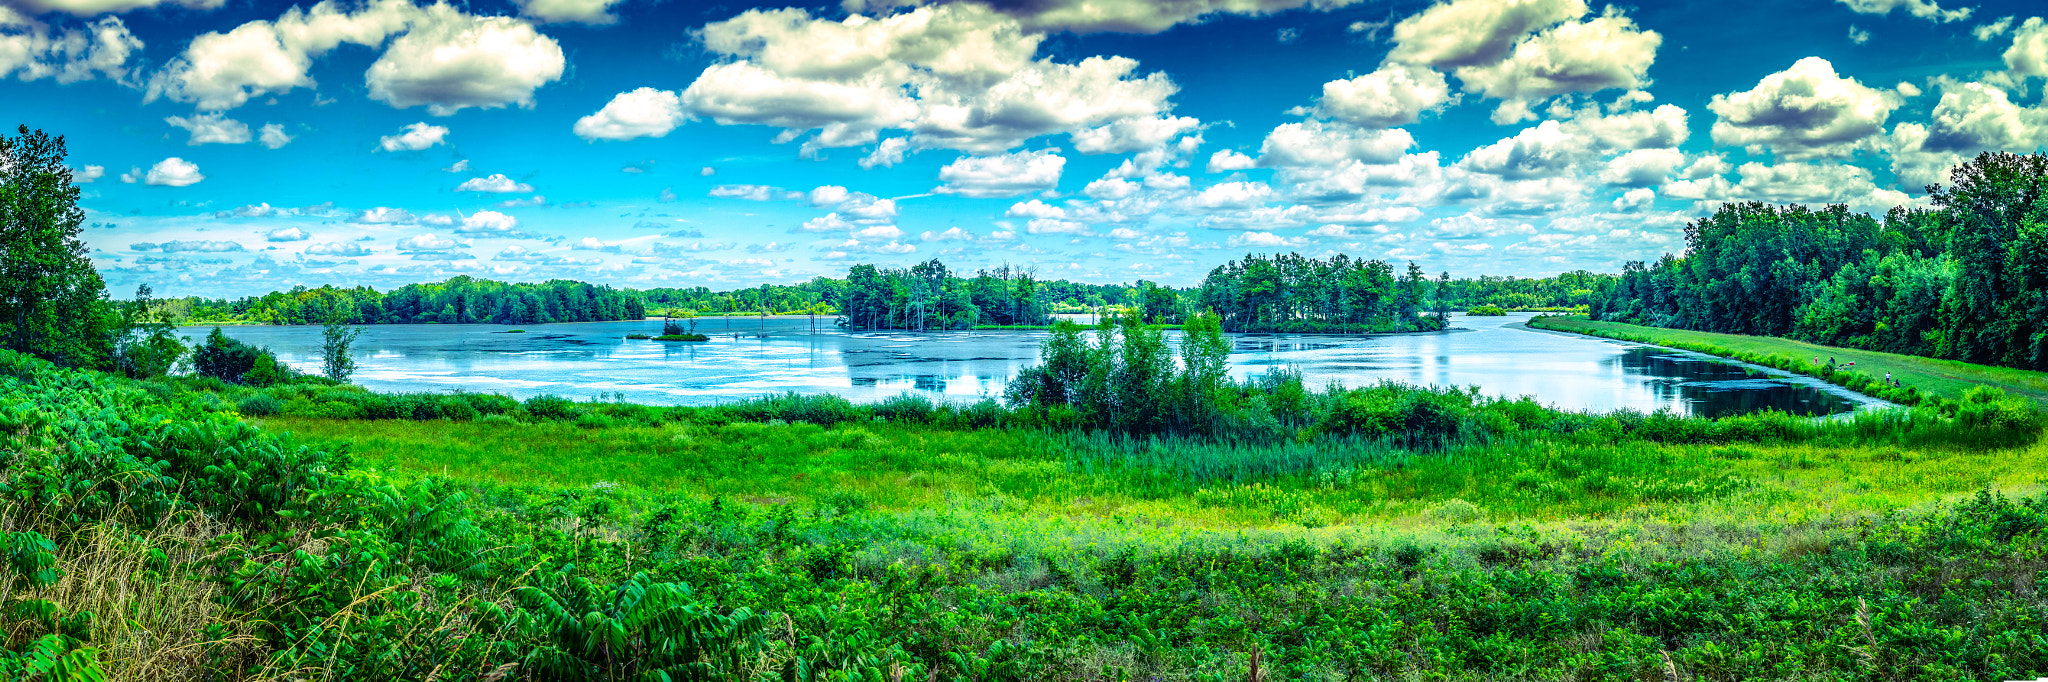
[0,126,108,366]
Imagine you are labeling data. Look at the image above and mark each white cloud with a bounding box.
[1727,160,1909,212]
[1563,103,1689,150]
[1611,187,1656,211]
[1025,218,1092,235]
[1257,121,1413,168]
[681,6,1180,156]
[165,112,250,145]
[1084,177,1141,199]
[1070,115,1201,154]
[222,202,279,217]
[1314,64,1452,128]
[1599,148,1686,187]
[353,207,416,224]
[1207,150,1257,173]
[258,123,293,149]
[397,233,460,251]
[711,184,803,202]
[1453,8,1661,120]
[0,14,143,84]
[1005,199,1067,219]
[573,87,685,141]
[1835,0,1970,23]
[1708,57,1897,159]
[850,224,906,241]
[157,239,243,252]
[364,5,565,115]
[920,227,975,241]
[456,174,534,193]
[2006,18,2048,80]
[860,137,911,169]
[1386,0,1584,68]
[1190,181,1275,209]
[1228,231,1309,248]
[1460,120,1580,179]
[457,210,518,233]
[512,0,623,25]
[265,227,309,242]
[4,0,223,15]
[1974,16,2012,41]
[1427,212,1535,239]
[145,0,419,110]
[935,149,1065,197]
[378,122,448,151]
[306,241,369,256]
[1847,26,1871,45]
[1918,80,2048,152]
[74,165,104,182]
[844,0,1369,35]
[141,157,203,186]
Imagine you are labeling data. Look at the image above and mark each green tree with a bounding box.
[321,313,366,382]
[0,126,109,367]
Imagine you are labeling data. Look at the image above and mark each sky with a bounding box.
[3,0,2046,298]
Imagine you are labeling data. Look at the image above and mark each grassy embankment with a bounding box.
[1529,315,2048,408]
[11,345,2048,679]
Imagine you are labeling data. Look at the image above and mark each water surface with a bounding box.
[196,313,1865,417]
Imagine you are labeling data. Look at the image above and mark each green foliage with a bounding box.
[0,126,111,370]
[237,392,284,416]
[321,315,365,381]
[1595,152,2048,371]
[172,276,647,326]
[1466,304,1508,316]
[192,327,295,385]
[513,568,767,680]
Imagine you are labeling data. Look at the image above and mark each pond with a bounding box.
[193,312,1871,417]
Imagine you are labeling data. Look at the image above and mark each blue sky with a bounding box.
[3,0,2044,298]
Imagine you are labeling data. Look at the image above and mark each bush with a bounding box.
[524,394,582,420]
[238,393,285,416]
[437,396,480,421]
[1467,305,1508,316]
[873,393,936,423]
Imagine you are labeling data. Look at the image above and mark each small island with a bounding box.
[1467,305,1508,316]
[654,333,709,341]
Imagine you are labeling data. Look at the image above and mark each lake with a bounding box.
[193,313,1871,417]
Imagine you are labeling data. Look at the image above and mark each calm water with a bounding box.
[194,313,1868,417]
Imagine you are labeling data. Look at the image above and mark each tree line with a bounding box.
[1593,152,2048,371]
[172,276,646,325]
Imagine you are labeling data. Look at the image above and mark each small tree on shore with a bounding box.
[322,313,365,381]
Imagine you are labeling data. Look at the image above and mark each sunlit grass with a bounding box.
[264,415,2048,532]
[1533,315,2048,407]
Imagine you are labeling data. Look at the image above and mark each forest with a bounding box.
[1592,152,2048,371]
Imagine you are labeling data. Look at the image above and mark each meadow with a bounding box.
[8,329,2048,680]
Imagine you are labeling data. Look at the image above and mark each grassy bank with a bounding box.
[1530,315,2048,408]
[11,345,2048,680]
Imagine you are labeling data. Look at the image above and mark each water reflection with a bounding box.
[194,313,1867,417]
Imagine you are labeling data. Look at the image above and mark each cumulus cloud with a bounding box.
[512,0,623,25]
[1727,160,1909,211]
[305,241,369,256]
[146,2,562,115]
[1069,115,1201,154]
[1918,80,2048,152]
[139,157,203,186]
[1313,64,1452,128]
[165,112,250,145]
[680,6,1180,157]
[1228,231,1309,248]
[1383,0,1659,122]
[456,174,534,193]
[710,184,803,202]
[378,122,448,151]
[1005,199,1066,219]
[364,5,565,115]
[353,207,416,224]
[1708,57,1896,159]
[1598,148,1686,187]
[74,165,105,182]
[1257,121,1412,168]
[574,87,685,141]
[258,123,293,148]
[1206,150,1257,172]
[265,227,310,242]
[397,232,459,251]
[935,149,1065,197]
[158,239,244,252]
[1834,0,1970,23]
[860,137,911,169]
[1426,212,1535,239]
[2005,18,2048,80]
[1459,120,1580,178]
[0,14,143,84]
[456,210,518,233]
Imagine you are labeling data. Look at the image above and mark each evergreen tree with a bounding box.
[0,126,109,366]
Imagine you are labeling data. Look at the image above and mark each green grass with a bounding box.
[262,415,2048,529]
[1532,315,2048,408]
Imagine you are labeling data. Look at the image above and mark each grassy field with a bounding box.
[1530,315,2048,407]
[265,414,2048,528]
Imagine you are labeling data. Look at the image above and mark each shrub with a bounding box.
[524,394,582,420]
[437,396,480,421]
[873,393,936,423]
[238,393,285,416]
